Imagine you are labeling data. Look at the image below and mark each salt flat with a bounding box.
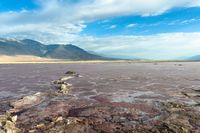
[0,62,199,132]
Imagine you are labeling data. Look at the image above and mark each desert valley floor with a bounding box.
[0,62,200,133]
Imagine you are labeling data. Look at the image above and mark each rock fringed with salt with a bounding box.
[58,84,72,95]
[52,71,81,95]
[9,92,44,113]
[0,114,18,133]
[65,71,76,75]
[65,71,82,77]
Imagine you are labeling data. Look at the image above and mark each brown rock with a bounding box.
[65,71,76,75]
[155,122,191,133]
[36,123,45,128]
[0,129,6,133]
[192,87,200,92]
[28,129,36,133]
[52,80,65,84]
[10,92,44,113]
[0,114,18,133]
[66,117,82,125]
[58,84,71,94]
[182,92,200,98]
[65,71,82,77]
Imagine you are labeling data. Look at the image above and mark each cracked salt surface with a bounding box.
[110,91,163,103]
[0,62,200,132]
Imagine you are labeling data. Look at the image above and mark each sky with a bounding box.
[0,0,200,59]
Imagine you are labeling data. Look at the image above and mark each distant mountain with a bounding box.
[0,38,106,60]
[187,55,200,60]
[44,44,105,60]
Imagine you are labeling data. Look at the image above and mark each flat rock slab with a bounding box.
[9,92,45,113]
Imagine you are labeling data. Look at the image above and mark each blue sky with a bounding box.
[0,0,37,11]
[0,0,200,59]
[84,8,200,36]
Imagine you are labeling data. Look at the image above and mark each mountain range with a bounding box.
[0,38,199,61]
[187,55,200,60]
[0,38,107,60]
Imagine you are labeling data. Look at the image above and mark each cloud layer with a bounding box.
[0,0,200,59]
[74,32,200,60]
[0,0,200,43]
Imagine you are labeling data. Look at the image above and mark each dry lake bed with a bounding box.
[0,62,200,133]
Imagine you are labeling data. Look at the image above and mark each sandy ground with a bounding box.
[0,55,62,63]
[0,55,61,63]
[0,55,131,64]
[1,55,196,64]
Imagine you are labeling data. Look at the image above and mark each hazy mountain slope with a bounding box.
[0,39,28,55]
[45,44,104,60]
[187,55,200,60]
[21,39,47,56]
[0,38,106,60]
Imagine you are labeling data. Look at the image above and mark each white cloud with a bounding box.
[1,0,200,59]
[99,20,110,24]
[0,0,200,43]
[75,0,200,18]
[168,18,200,25]
[108,25,117,29]
[73,32,200,60]
[127,24,137,28]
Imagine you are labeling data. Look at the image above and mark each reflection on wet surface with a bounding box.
[0,62,200,132]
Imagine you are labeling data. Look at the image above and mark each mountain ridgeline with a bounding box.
[0,39,106,60]
[187,55,200,60]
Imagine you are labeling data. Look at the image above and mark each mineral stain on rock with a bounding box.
[0,63,200,133]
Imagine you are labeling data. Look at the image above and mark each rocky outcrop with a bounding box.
[150,101,200,133]
[192,87,200,92]
[65,71,82,77]
[1,92,46,133]
[181,87,200,106]
[65,71,76,75]
[57,83,72,95]
[9,92,44,113]
[0,71,80,133]
[53,77,73,95]
[52,71,81,95]
[182,92,200,98]
[0,114,18,133]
